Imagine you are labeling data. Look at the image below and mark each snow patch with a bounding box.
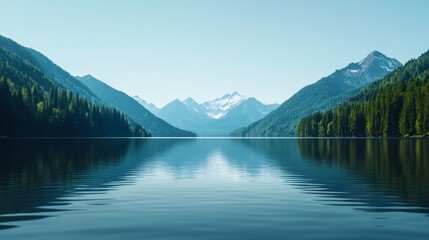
[202,92,249,119]
[207,112,227,119]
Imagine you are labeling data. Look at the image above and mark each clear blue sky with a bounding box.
[1,0,428,107]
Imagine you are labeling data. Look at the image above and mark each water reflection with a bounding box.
[297,138,429,212]
[239,138,429,214]
[143,139,267,179]
[0,138,186,229]
[0,138,428,239]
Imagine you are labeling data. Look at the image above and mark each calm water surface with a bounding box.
[0,138,428,240]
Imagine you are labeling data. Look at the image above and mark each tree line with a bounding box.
[0,78,150,137]
[298,50,429,137]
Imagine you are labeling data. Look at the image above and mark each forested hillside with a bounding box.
[298,50,429,137]
[77,75,197,137]
[0,35,101,104]
[231,51,401,137]
[0,47,149,137]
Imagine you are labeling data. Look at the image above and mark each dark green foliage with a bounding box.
[1,34,192,137]
[0,78,149,137]
[298,50,429,137]
[0,48,150,137]
[231,51,401,137]
[0,35,100,104]
[232,84,358,137]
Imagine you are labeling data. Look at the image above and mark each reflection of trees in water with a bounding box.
[297,138,429,209]
[238,138,429,215]
[0,139,131,189]
[0,139,132,215]
[1,138,428,230]
[0,138,185,229]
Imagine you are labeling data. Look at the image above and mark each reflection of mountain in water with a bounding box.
[2,138,429,231]
[240,139,429,215]
[0,139,187,229]
[149,139,268,178]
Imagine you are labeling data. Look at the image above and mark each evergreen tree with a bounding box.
[298,49,429,138]
[0,48,151,137]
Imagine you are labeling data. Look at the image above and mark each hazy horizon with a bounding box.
[1,0,429,106]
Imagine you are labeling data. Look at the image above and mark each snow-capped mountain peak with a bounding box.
[357,50,401,72]
[202,92,249,119]
[342,50,402,87]
[153,92,279,136]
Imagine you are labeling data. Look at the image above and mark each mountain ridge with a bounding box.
[0,43,148,137]
[136,92,278,136]
[133,95,159,113]
[77,75,197,137]
[0,35,101,104]
[298,49,429,137]
[231,51,402,137]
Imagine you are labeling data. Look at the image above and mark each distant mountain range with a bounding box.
[133,96,159,113]
[231,51,402,137]
[1,34,409,138]
[76,75,196,137]
[134,92,278,136]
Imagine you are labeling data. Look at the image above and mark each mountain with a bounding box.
[183,97,204,114]
[0,45,148,137]
[0,35,101,104]
[154,92,278,136]
[231,51,402,137]
[221,97,278,123]
[77,75,196,137]
[201,91,249,119]
[133,96,159,113]
[156,99,212,134]
[0,36,182,136]
[298,49,429,137]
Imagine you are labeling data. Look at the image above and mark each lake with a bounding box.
[0,138,428,240]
